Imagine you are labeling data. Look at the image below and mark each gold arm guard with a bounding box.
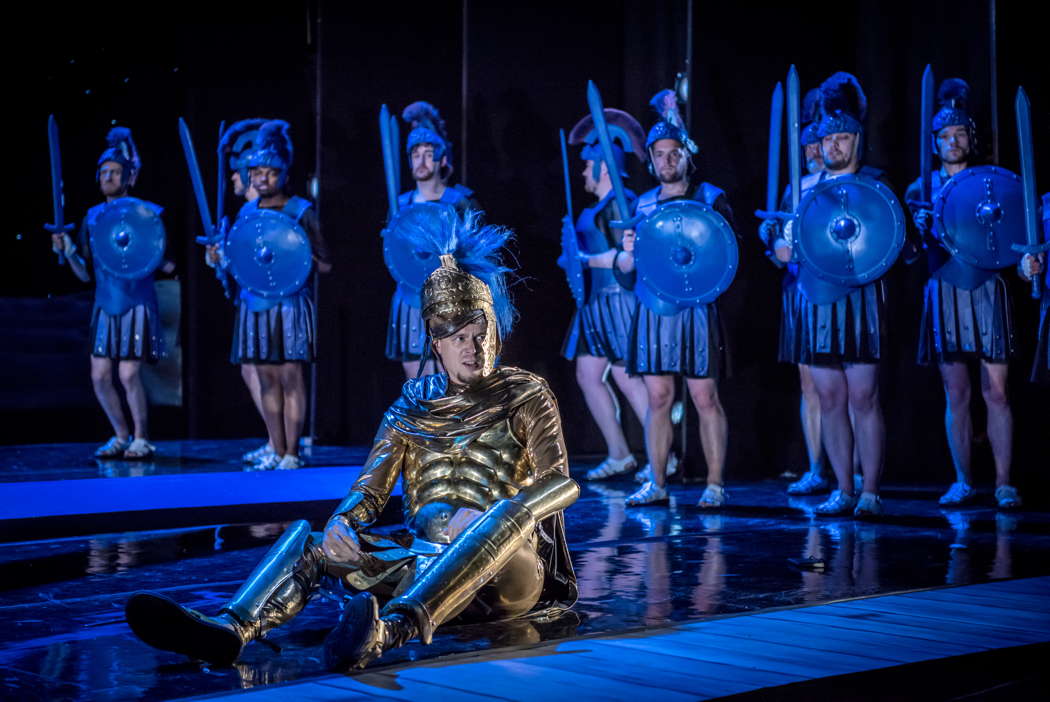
[381,472,579,643]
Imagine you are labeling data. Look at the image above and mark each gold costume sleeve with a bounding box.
[331,421,406,528]
[511,380,570,480]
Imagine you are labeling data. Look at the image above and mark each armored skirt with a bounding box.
[796,281,885,367]
[778,280,803,364]
[90,303,164,363]
[231,292,316,364]
[627,302,726,378]
[1032,288,1050,384]
[385,286,427,362]
[561,289,637,363]
[917,274,1014,365]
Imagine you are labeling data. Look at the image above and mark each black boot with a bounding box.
[125,591,260,666]
[323,593,418,671]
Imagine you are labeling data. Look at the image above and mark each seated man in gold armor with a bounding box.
[125,209,579,671]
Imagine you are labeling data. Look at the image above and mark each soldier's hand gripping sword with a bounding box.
[179,117,231,298]
[379,104,399,220]
[44,115,75,264]
[1011,87,1048,298]
[587,81,636,230]
[769,66,802,257]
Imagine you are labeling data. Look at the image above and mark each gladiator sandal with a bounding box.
[697,484,728,509]
[787,469,828,495]
[242,442,274,464]
[625,480,670,507]
[124,438,156,460]
[814,490,858,516]
[95,436,130,458]
[585,454,637,481]
[633,453,679,483]
[939,481,976,506]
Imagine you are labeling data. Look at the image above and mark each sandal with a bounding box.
[124,438,156,460]
[95,436,130,458]
[698,484,727,509]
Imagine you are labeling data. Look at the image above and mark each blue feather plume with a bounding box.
[219,118,267,153]
[395,206,517,339]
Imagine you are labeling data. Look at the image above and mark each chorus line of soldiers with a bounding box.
[46,71,1047,515]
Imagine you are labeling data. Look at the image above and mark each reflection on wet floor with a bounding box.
[2,476,1050,700]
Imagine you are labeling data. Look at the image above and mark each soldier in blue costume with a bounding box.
[387,102,482,380]
[617,90,736,508]
[760,89,832,496]
[206,119,272,464]
[561,109,651,482]
[230,120,332,471]
[51,127,173,459]
[906,80,1021,509]
[1019,203,1047,384]
[772,73,912,517]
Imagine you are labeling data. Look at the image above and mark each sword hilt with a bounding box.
[44,221,75,265]
[609,213,643,231]
[1011,241,1050,299]
[754,209,793,221]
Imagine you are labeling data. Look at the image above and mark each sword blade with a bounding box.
[379,105,398,217]
[1015,86,1042,297]
[787,66,802,212]
[586,81,631,227]
[216,120,226,231]
[766,81,784,213]
[920,65,934,203]
[390,114,401,197]
[559,128,574,217]
[177,118,215,236]
[47,115,64,230]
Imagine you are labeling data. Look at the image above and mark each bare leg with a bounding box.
[844,363,883,495]
[280,362,307,458]
[808,366,853,494]
[256,365,287,456]
[576,355,630,459]
[118,360,149,439]
[240,364,266,420]
[642,375,676,488]
[938,362,973,484]
[798,364,824,472]
[686,377,728,486]
[980,362,1012,488]
[609,364,649,429]
[402,359,436,380]
[90,357,129,439]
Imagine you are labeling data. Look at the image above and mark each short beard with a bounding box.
[941,149,970,165]
[658,169,685,185]
[414,167,437,183]
[823,154,851,171]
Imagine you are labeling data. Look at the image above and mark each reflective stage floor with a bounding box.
[1,443,1049,700]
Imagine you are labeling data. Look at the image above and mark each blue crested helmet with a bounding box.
[403,102,452,176]
[816,72,867,138]
[219,118,267,188]
[931,78,978,157]
[645,89,698,154]
[244,120,293,187]
[97,127,140,187]
[568,108,646,181]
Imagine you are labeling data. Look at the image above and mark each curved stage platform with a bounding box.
[1,441,1048,700]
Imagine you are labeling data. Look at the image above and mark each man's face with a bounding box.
[582,159,604,194]
[821,132,859,171]
[98,161,127,197]
[250,167,282,197]
[804,142,825,174]
[411,144,444,183]
[432,317,488,386]
[231,171,247,197]
[936,125,971,165]
[650,139,687,184]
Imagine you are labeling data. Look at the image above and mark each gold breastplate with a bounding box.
[402,419,532,522]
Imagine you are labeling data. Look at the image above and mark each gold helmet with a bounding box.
[393,203,514,377]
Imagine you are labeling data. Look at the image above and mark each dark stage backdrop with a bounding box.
[6,1,1046,485]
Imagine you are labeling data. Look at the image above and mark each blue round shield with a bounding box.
[90,197,166,280]
[382,203,448,303]
[224,209,313,299]
[633,200,738,315]
[933,165,1025,270]
[794,175,905,288]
